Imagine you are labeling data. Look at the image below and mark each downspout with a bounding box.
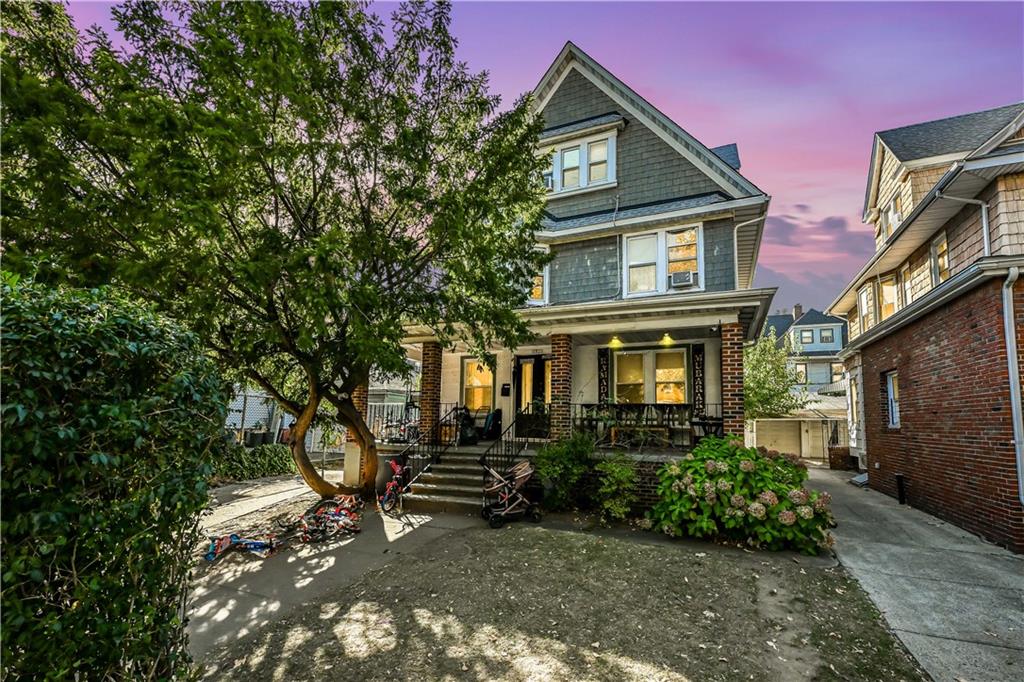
[935,192,991,257]
[1001,267,1024,507]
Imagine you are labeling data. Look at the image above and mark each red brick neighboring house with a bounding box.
[828,103,1024,552]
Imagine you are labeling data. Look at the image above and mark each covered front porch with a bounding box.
[404,289,772,450]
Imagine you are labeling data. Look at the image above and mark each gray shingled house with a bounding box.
[395,43,777,511]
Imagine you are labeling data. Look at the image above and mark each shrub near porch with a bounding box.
[649,437,833,555]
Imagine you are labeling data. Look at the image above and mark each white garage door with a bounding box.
[755,420,801,455]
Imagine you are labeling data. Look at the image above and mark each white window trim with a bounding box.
[613,348,689,404]
[899,263,913,309]
[526,246,550,306]
[794,362,808,385]
[886,371,900,428]
[622,223,705,298]
[543,129,618,197]
[857,284,871,332]
[877,274,897,321]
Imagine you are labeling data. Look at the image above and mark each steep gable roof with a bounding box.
[792,309,845,327]
[878,102,1024,162]
[533,42,764,200]
[763,314,793,339]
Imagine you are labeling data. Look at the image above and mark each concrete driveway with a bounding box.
[811,468,1024,682]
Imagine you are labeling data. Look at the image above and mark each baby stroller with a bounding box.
[479,456,542,528]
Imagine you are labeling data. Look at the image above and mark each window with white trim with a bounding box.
[886,195,903,233]
[613,349,688,404]
[899,263,913,309]
[830,362,844,383]
[542,132,617,195]
[623,225,704,297]
[857,285,872,332]
[527,247,550,306]
[878,275,897,321]
[931,233,950,286]
[885,371,900,427]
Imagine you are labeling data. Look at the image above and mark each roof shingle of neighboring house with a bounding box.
[710,143,741,170]
[877,102,1024,162]
[763,313,793,339]
[791,309,845,327]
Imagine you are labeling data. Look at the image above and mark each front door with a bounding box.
[513,355,551,438]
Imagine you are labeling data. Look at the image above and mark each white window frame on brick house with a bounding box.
[820,327,835,344]
[878,275,897,321]
[622,223,705,298]
[527,246,550,306]
[930,232,950,287]
[542,130,618,197]
[885,370,900,428]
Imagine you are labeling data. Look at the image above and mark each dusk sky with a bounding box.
[68,1,1024,312]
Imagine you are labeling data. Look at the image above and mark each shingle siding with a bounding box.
[549,236,621,304]
[541,69,719,219]
[703,218,735,292]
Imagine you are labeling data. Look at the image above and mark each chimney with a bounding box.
[792,303,803,321]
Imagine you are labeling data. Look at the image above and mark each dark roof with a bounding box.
[877,102,1024,162]
[541,191,730,231]
[792,309,845,327]
[540,112,625,141]
[710,143,741,170]
[763,314,793,339]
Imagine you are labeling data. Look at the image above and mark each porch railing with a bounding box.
[514,401,550,440]
[569,402,723,449]
[397,404,459,491]
[479,407,531,507]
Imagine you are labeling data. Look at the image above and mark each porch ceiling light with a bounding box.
[608,335,623,349]
[659,333,675,347]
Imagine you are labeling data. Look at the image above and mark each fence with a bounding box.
[225,389,344,460]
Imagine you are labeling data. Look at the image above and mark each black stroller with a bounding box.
[479,456,542,528]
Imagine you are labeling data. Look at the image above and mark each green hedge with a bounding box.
[1,277,228,679]
[213,443,296,483]
[648,436,833,554]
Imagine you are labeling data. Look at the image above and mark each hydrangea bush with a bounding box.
[648,436,833,554]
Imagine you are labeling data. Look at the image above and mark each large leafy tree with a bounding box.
[743,328,809,420]
[2,1,547,497]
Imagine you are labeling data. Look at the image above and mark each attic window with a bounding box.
[543,131,617,195]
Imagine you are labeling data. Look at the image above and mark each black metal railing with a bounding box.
[514,401,550,440]
[569,402,723,449]
[367,402,420,443]
[398,403,459,491]
[480,407,531,507]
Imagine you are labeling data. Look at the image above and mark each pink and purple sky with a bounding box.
[68,1,1024,311]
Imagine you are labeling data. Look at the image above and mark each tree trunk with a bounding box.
[289,393,343,498]
[333,397,379,499]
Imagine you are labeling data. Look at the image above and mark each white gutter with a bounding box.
[935,192,991,256]
[1001,266,1024,507]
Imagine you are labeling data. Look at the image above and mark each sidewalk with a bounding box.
[810,468,1024,682]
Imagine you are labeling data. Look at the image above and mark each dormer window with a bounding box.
[821,328,835,344]
[887,195,903,229]
[542,131,617,196]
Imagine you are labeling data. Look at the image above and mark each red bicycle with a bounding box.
[378,458,410,513]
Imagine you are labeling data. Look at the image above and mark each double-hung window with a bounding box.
[560,147,580,190]
[885,371,900,428]
[887,196,903,232]
[931,233,950,286]
[624,225,703,296]
[626,234,658,294]
[462,359,493,412]
[794,362,807,384]
[588,140,608,183]
[857,285,872,332]
[878,275,897,321]
[830,362,844,383]
[821,328,835,344]
[614,349,688,404]
[899,263,913,308]
[800,329,814,345]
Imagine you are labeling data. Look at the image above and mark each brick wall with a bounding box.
[419,341,442,444]
[859,279,1024,552]
[352,383,368,419]
[721,323,745,436]
[828,446,853,470]
[549,334,573,440]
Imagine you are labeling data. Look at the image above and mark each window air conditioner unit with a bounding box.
[670,271,696,288]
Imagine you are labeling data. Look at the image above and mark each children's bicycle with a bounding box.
[379,457,410,513]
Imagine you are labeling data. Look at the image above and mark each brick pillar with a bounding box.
[721,322,745,436]
[549,333,573,441]
[352,382,368,420]
[419,341,442,444]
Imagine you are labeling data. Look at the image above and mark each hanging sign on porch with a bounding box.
[692,344,705,416]
[597,347,610,402]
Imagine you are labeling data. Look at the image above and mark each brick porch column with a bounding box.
[549,333,573,441]
[721,322,745,436]
[419,341,442,444]
[352,382,369,420]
